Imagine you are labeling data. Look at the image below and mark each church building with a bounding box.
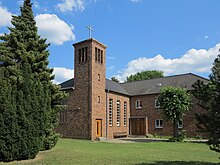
[56,38,207,140]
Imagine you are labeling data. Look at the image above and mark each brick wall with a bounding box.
[90,40,107,140]
[130,93,205,138]
[106,92,130,139]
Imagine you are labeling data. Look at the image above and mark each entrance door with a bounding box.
[96,119,102,138]
[132,119,145,135]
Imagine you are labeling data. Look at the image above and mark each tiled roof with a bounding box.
[59,78,74,90]
[59,73,208,96]
[121,73,208,96]
[106,79,129,95]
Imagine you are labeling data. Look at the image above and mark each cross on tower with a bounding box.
[86,25,94,38]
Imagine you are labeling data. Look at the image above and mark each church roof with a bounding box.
[120,73,208,96]
[106,79,129,95]
[59,78,74,90]
[59,73,208,96]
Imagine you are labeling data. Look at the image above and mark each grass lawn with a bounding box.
[1,138,219,165]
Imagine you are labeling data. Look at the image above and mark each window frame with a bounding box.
[155,119,163,128]
[178,120,183,129]
[109,99,113,126]
[117,100,120,127]
[135,100,142,109]
[155,99,161,109]
[124,102,127,127]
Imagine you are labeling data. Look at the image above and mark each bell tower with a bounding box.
[73,38,107,139]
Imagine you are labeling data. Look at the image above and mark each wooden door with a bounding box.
[96,119,102,138]
[132,119,145,135]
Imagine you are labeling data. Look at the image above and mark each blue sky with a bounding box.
[0,0,220,83]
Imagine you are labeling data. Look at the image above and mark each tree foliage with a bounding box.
[157,86,190,139]
[0,0,66,161]
[193,53,220,154]
[111,76,119,82]
[126,70,164,82]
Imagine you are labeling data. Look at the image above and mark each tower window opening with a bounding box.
[82,48,85,62]
[98,49,101,63]
[95,47,98,62]
[101,50,103,64]
[85,47,88,61]
[78,49,81,63]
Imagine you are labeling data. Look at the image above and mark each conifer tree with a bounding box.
[193,52,220,154]
[0,0,66,161]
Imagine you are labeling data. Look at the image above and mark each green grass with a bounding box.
[1,138,219,165]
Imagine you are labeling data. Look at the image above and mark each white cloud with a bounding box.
[17,0,23,6]
[130,0,142,3]
[53,67,74,84]
[35,14,75,45]
[33,1,40,10]
[57,0,85,12]
[107,56,116,60]
[0,6,12,27]
[204,35,209,39]
[107,66,115,70]
[115,43,220,82]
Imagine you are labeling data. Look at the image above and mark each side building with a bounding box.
[56,38,207,140]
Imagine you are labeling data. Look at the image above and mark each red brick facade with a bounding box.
[56,38,205,139]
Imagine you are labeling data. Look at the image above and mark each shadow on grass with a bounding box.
[120,138,169,143]
[136,161,219,165]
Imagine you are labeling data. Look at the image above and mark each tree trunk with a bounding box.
[173,119,178,138]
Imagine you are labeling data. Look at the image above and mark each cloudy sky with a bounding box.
[0,0,220,83]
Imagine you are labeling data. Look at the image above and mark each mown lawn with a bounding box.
[1,138,219,165]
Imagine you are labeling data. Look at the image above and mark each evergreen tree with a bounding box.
[0,0,66,161]
[193,52,220,154]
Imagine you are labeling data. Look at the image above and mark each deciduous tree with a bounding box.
[157,86,190,139]
[126,70,164,82]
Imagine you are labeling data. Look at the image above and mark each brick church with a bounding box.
[56,38,207,140]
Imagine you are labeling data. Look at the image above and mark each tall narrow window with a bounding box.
[109,99,113,126]
[117,100,120,126]
[155,99,160,109]
[101,50,103,64]
[59,111,67,124]
[85,47,88,61]
[98,49,101,62]
[82,48,85,62]
[98,96,100,103]
[124,102,127,126]
[98,74,100,81]
[78,49,81,63]
[95,47,98,62]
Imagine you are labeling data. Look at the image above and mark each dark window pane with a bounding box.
[78,49,81,63]
[82,48,85,62]
[101,50,103,63]
[95,47,98,61]
[98,49,101,62]
[85,47,88,61]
